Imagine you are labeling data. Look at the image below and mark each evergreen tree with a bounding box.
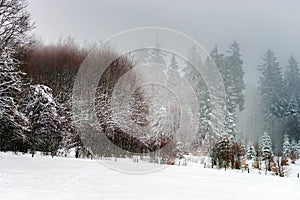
[150,40,166,68]
[26,85,62,155]
[296,140,300,159]
[258,50,285,148]
[246,142,256,160]
[0,48,28,151]
[258,50,284,119]
[283,56,300,140]
[212,133,234,169]
[282,134,291,157]
[284,56,300,98]
[259,132,273,170]
[225,41,245,111]
[260,132,273,157]
[184,46,213,151]
[175,141,184,160]
[211,43,245,138]
[166,54,181,136]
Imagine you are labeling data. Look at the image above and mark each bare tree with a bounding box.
[0,0,34,50]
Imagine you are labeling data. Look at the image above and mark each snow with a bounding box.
[1,152,300,200]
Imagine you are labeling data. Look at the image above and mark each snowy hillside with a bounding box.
[1,153,300,200]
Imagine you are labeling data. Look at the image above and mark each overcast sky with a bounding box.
[27,0,300,84]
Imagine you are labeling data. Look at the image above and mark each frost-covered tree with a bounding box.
[0,49,28,151]
[184,46,213,151]
[212,133,234,169]
[259,132,273,171]
[290,139,297,161]
[211,43,245,138]
[283,56,300,140]
[26,85,62,155]
[225,41,245,112]
[282,134,291,157]
[150,40,166,68]
[258,50,284,118]
[175,141,184,160]
[258,50,285,146]
[0,0,34,50]
[296,140,300,159]
[246,142,256,160]
[166,54,181,136]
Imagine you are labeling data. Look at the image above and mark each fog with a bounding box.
[27,0,300,142]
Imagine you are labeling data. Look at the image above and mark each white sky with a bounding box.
[27,0,300,84]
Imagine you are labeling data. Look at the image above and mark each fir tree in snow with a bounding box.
[211,43,245,138]
[212,133,234,169]
[283,56,300,139]
[166,54,181,136]
[282,134,291,157]
[175,141,184,160]
[296,140,300,159]
[259,132,273,170]
[260,132,273,157]
[225,41,245,112]
[26,85,62,155]
[246,142,256,160]
[258,50,285,148]
[0,48,28,151]
[184,46,213,151]
[290,139,297,160]
[258,50,284,119]
[150,40,166,68]
[284,56,300,99]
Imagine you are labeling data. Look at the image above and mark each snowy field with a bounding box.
[1,153,300,200]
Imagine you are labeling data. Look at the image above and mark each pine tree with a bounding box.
[175,141,184,160]
[258,50,284,119]
[0,48,28,151]
[246,142,256,160]
[211,43,245,138]
[259,132,273,170]
[284,56,300,98]
[258,50,285,148]
[225,41,245,111]
[166,54,181,136]
[26,85,62,155]
[296,140,300,159]
[184,46,213,151]
[260,132,273,157]
[150,40,166,67]
[283,56,300,140]
[212,133,234,169]
[282,134,291,157]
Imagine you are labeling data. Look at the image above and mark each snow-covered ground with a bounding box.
[1,153,300,200]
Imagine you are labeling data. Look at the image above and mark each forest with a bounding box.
[1,0,300,176]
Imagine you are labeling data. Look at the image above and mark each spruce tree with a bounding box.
[26,85,62,155]
[258,50,284,119]
[247,142,256,160]
[282,134,291,157]
[211,43,245,138]
[259,132,273,170]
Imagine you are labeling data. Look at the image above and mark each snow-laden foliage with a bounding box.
[26,84,62,155]
[0,48,28,151]
[210,42,245,138]
[259,132,273,158]
[282,134,291,157]
[246,142,256,160]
